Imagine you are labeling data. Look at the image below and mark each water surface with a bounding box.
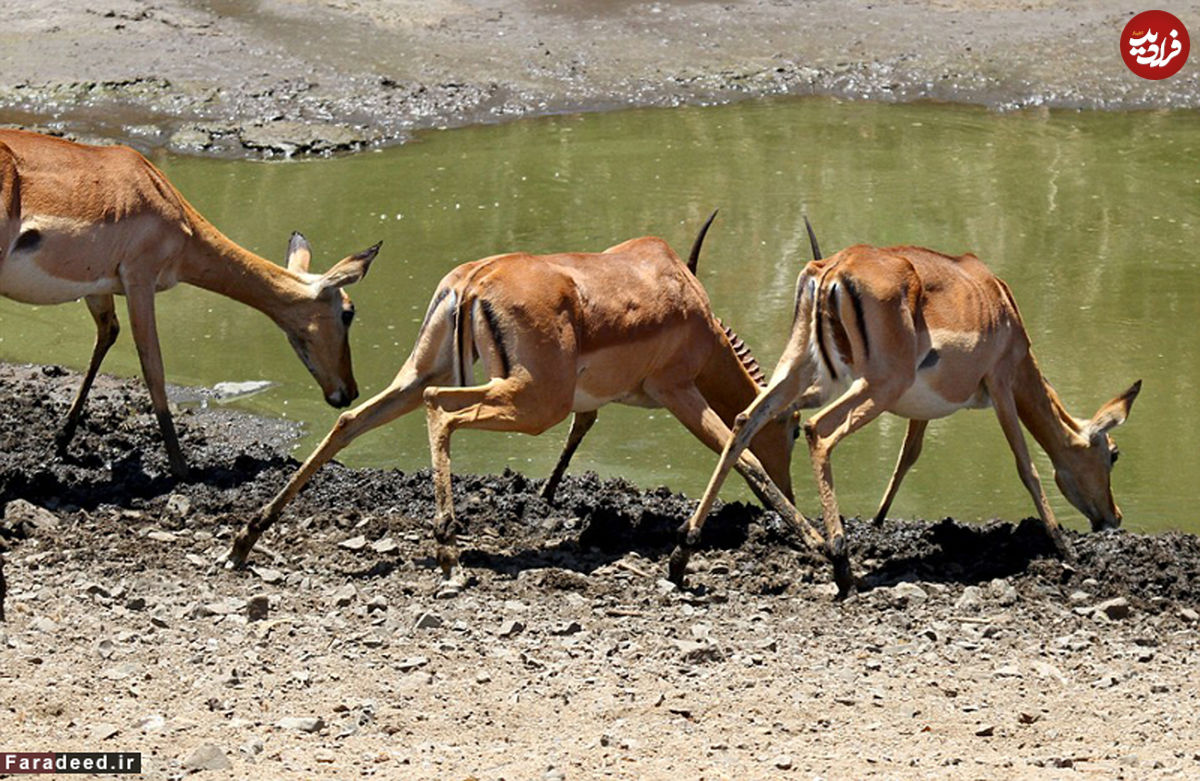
[2,98,1195,533]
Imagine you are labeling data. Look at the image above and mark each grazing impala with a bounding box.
[676,241,1140,595]
[0,129,378,476]
[228,214,828,588]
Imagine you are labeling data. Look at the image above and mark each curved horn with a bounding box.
[804,214,822,261]
[687,209,719,275]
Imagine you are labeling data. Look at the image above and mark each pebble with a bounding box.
[250,566,284,584]
[3,499,59,532]
[955,586,984,611]
[1068,590,1091,604]
[366,595,388,613]
[371,537,398,554]
[975,724,996,737]
[774,755,793,770]
[165,494,191,519]
[414,612,443,630]
[332,584,357,607]
[277,716,325,733]
[550,620,583,636]
[338,535,368,551]
[183,743,231,772]
[246,595,270,622]
[987,578,1018,606]
[1179,607,1199,623]
[1097,597,1132,620]
[892,582,928,605]
[498,619,525,638]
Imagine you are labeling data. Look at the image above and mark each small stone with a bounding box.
[4,499,59,532]
[1097,597,1131,621]
[975,724,995,737]
[331,584,356,607]
[544,768,566,781]
[371,537,398,554]
[987,578,1018,606]
[955,586,984,611]
[1179,607,1199,623]
[147,530,177,543]
[366,595,388,613]
[250,566,284,584]
[183,743,231,772]
[125,596,147,611]
[92,723,120,741]
[1068,590,1091,604]
[396,656,429,672]
[246,595,269,622]
[1093,674,1120,689]
[892,582,928,605]
[277,716,325,733]
[655,578,678,595]
[135,714,166,731]
[338,535,368,552]
[550,620,583,636]
[413,612,442,630]
[774,755,793,770]
[475,671,492,684]
[994,665,1022,678]
[165,494,191,518]
[498,619,525,638]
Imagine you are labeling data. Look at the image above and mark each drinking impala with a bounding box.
[676,241,1140,595]
[0,129,378,476]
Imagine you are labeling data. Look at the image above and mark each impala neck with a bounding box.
[1011,350,1085,467]
[178,210,311,322]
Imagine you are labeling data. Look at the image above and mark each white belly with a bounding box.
[890,374,991,420]
[0,251,121,304]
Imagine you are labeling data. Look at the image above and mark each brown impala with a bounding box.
[228,214,827,592]
[0,129,379,476]
[677,239,1140,596]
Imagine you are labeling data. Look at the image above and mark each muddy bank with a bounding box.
[3,362,1200,778]
[0,1,1193,158]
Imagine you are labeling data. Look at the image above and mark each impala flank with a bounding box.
[0,129,379,476]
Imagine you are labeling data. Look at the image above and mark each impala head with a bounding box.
[283,232,380,408]
[1054,380,1141,531]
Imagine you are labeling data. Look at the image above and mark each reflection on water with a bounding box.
[2,98,1196,532]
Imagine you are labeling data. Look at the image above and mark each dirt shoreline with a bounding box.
[1,1,1195,157]
[3,363,1200,779]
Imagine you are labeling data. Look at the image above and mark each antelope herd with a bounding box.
[0,129,1140,601]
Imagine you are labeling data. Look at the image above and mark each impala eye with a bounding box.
[342,307,355,327]
[1110,446,1120,465]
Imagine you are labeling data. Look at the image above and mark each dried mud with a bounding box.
[3,363,1200,778]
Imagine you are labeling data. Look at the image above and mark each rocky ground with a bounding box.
[1,1,1195,157]
[2,363,1200,779]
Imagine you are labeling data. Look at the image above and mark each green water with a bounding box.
[2,98,1196,533]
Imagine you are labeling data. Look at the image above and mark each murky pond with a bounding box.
[2,98,1196,533]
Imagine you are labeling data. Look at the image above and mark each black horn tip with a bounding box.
[803,214,822,261]
[687,209,720,275]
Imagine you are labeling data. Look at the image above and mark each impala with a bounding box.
[676,241,1140,595]
[228,214,828,588]
[0,129,379,476]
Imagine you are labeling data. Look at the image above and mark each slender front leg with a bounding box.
[803,378,904,596]
[985,377,1073,559]
[228,365,439,567]
[872,418,929,524]
[57,294,120,455]
[121,283,186,477]
[541,410,597,502]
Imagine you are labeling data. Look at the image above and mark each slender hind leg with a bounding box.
[122,282,186,477]
[57,294,120,455]
[872,418,928,524]
[425,376,570,589]
[643,381,823,587]
[541,410,597,502]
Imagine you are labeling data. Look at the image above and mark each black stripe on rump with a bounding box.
[842,276,870,360]
[479,299,511,378]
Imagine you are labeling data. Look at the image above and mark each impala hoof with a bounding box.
[832,555,855,600]
[668,545,691,587]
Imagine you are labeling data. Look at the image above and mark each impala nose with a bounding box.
[326,389,352,408]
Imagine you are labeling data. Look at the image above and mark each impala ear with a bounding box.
[1086,380,1141,440]
[286,232,312,274]
[317,241,381,293]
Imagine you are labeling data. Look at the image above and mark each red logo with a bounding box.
[1122,10,1190,80]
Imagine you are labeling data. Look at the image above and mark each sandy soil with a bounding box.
[0,1,1196,156]
[2,363,1200,779]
